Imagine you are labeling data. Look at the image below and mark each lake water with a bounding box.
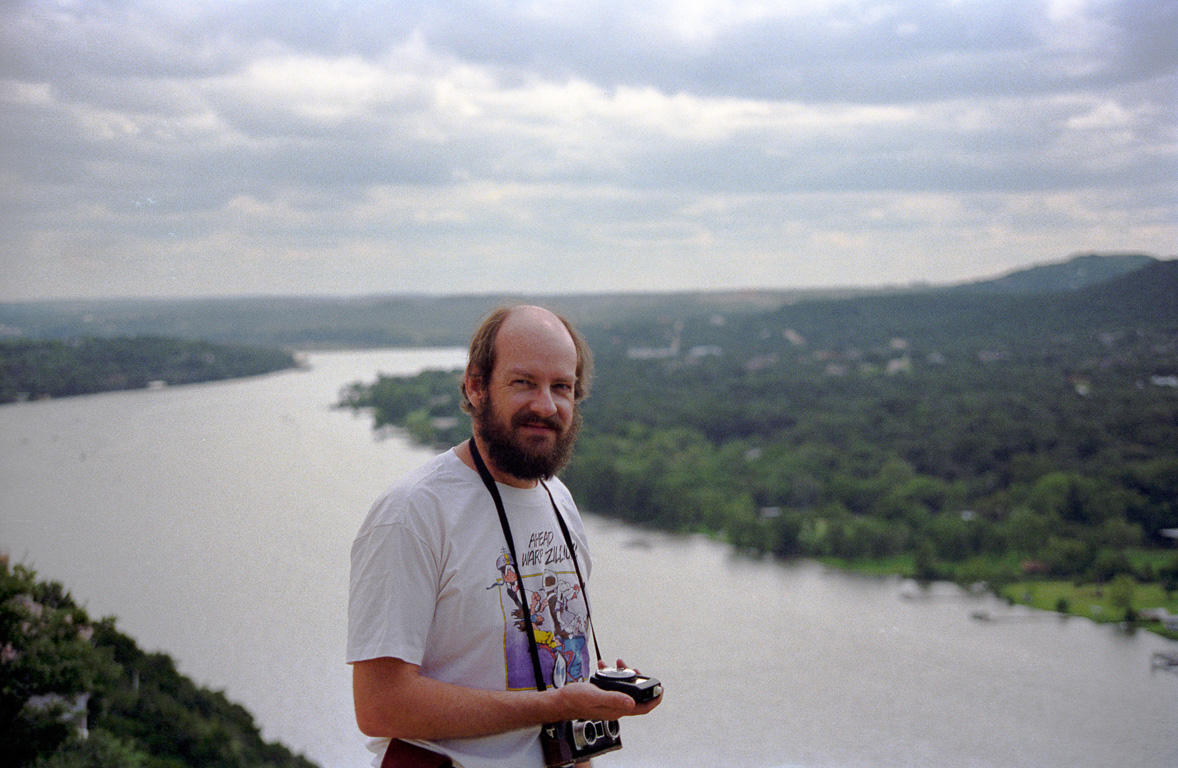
[2,349,1176,768]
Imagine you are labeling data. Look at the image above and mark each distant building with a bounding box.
[744,354,778,372]
[627,320,682,360]
[627,346,677,360]
[687,345,723,360]
[886,356,912,376]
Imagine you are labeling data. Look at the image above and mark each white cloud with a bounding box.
[0,0,1173,300]
[1066,98,1133,130]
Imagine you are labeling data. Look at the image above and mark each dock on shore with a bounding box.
[1152,651,1178,671]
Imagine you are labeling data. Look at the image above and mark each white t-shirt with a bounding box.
[348,448,593,768]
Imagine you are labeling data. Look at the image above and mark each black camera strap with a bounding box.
[469,438,602,692]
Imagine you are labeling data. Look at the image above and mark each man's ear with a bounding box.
[464,370,486,409]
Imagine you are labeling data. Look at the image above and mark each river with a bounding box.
[1,349,1176,768]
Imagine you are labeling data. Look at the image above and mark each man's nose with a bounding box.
[529,386,558,416]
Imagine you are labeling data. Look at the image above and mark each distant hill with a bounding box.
[727,256,1177,357]
[0,253,1167,348]
[1062,257,1178,324]
[950,252,1158,294]
[0,288,880,349]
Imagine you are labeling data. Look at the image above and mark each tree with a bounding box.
[2,562,318,768]
[1089,549,1133,582]
[1040,537,1096,577]
[32,730,147,768]
[1000,508,1057,554]
[1107,575,1137,620]
[1,563,120,768]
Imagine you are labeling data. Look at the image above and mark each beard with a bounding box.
[475,398,581,482]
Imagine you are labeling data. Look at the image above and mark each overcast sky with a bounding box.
[1,0,1174,301]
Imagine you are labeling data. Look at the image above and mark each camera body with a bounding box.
[591,667,663,703]
[540,718,622,767]
[540,667,662,767]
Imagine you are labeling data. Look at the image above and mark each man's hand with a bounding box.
[554,658,663,721]
[353,656,661,740]
[553,680,637,721]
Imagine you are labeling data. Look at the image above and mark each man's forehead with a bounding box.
[494,310,577,369]
[494,349,578,383]
[499,360,577,380]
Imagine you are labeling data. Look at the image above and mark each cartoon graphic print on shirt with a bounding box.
[488,532,591,691]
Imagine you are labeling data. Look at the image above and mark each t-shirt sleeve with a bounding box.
[347,510,440,665]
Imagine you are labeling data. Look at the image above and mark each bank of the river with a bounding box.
[0,336,299,403]
[998,579,1178,639]
[815,552,1178,640]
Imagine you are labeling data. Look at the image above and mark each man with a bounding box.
[348,305,661,768]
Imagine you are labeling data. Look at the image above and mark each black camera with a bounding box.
[540,717,622,767]
[540,667,662,767]
[591,667,663,703]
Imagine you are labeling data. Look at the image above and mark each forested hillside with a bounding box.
[0,337,298,403]
[340,259,1178,633]
[0,559,318,768]
[948,252,1156,294]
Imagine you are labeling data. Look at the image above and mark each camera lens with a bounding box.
[606,720,620,739]
[573,720,602,748]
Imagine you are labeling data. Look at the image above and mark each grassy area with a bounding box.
[1127,547,1178,573]
[1000,578,1178,640]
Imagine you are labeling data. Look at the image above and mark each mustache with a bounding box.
[512,412,564,431]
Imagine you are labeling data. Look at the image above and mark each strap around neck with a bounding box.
[468,438,602,691]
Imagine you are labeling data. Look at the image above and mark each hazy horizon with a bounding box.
[6,250,1170,307]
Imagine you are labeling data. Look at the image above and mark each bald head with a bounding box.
[460,305,593,415]
[502,305,571,343]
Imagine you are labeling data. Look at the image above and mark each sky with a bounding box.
[1,0,1175,301]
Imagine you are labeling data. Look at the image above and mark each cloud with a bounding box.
[0,0,1173,300]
